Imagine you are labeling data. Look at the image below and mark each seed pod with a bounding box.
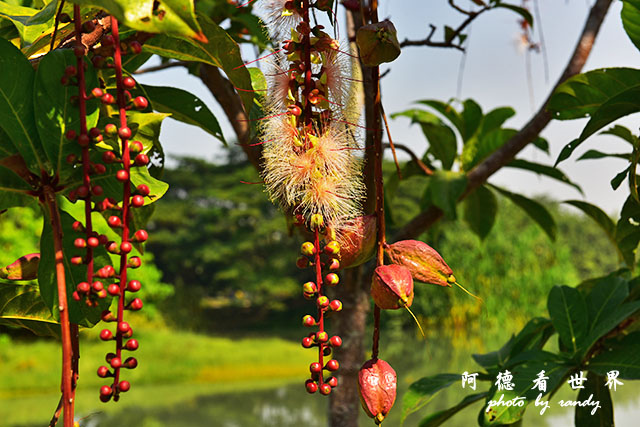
[371,264,414,309]
[356,20,401,67]
[0,253,40,280]
[358,358,397,425]
[384,240,455,287]
[338,215,376,269]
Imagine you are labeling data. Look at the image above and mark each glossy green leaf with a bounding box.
[416,100,464,136]
[0,0,55,45]
[622,0,640,52]
[462,128,516,171]
[506,159,583,194]
[0,37,47,173]
[423,170,467,219]
[73,0,204,41]
[574,372,613,427]
[491,185,556,240]
[589,331,640,379]
[547,285,588,354]
[141,84,225,144]
[0,280,59,337]
[402,373,460,422]
[615,195,640,268]
[419,392,487,427]
[26,0,58,25]
[143,14,253,112]
[563,200,616,244]
[581,301,640,357]
[463,184,497,240]
[577,149,630,161]
[586,276,629,331]
[38,206,112,327]
[34,50,100,180]
[600,124,637,146]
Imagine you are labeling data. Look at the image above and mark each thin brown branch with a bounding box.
[383,143,433,176]
[392,0,613,242]
[380,103,402,179]
[135,60,190,74]
[48,396,63,427]
[448,0,474,15]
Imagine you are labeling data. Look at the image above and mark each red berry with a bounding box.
[302,315,316,327]
[324,241,340,255]
[100,385,112,397]
[120,241,132,253]
[91,87,104,98]
[128,256,141,268]
[133,96,148,110]
[108,216,121,228]
[92,281,104,292]
[136,184,150,196]
[305,380,318,394]
[72,291,81,301]
[76,185,89,198]
[316,296,330,308]
[92,185,104,196]
[316,331,329,343]
[60,76,69,85]
[83,20,96,33]
[98,234,109,245]
[329,336,342,347]
[302,337,313,348]
[118,380,131,392]
[325,273,339,286]
[93,164,107,174]
[74,238,87,248]
[129,41,142,54]
[116,169,129,182]
[105,123,118,136]
[310,362,322,374]
[134,230,148,242]
[78,134,90,147]
[100,329,113,341]
[102,150,117,163]
[72,221,84,232]
[109,357,122,369]
[126,280,141,293]
[124,357,138,369]
[118,322,131,334]
[130,140,143,153]
[89,127,101,138]
[125,339,139,351]
[329,258,340,270]
[301,242,315,256]
[131,195,145,207]
[129,298,143,311]
[71,256,83,265]
[101,93,114,105]
[106,241,119,253]
[319,383,332,395]
[107,284,120,296]
[73,46,85,57]
[77,282,90,293]
[296,257,309,269]
[92,55,105,68]
[135,153,149,166]
[325,359,339,371]
[101,310,116,322]
[118,127,132,140]
[65,153,77,164]
[329,299,343,312]
[97,366,110,378]
[102,35,114,46]
[123,76,136,89]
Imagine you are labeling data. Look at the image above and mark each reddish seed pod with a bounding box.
[101,310,116,322]
[98,234,109,245]
[107,284,120,296]
[133,96,148,110]
[125,339,139,351]
[91,87,104,98]
[128,256,142,268]
[302,281,317,294]
[127,280,141,292]
[118,127,132,140]
[358,358,397,424]
[105,123,118,136]
[124,357,138,369]
[88,127,101,139]
[319,383,332,395]
[329,300,343,312]
[329,258,340,271]
[74,238,87,248]
[100,329,113,341]
[317,296,330,309]
[102,150,117,163]
[305,379,318,394]
[109,357,122,369]
[101,93,115,105]
[302,315,316,327]
[301,241,315,256]
[130,41,142,54]
[118,322,131,334]
[316,331,329,343]
[136,184,150,196]
[371,264,414,310]
[123,76,136,89]
[324,240,340,255]
[91,185,104,196]
[327,376,338,387]
[329,335,342,347]
[128,298,143,311]
[86,237,99,248]
[116,169,129,182]
[310,362,322,374]
[325,273,339,286]
[120,241,132,254]
[385,239,457,287]
[134,229,148,242]
[325,359,339,371]
[100,385,112,397]
[97,366,111,378]
[135,153,149,166]
[97,265,115,278]
[131,195,145,207]
[301,337,313,348]
[97,289,107,299]
[106,241,120,254]
[130,140,143,153]
[92,281,104,292]
[118,380,131,392]
[77,282,90,293]
[107,216,122,228]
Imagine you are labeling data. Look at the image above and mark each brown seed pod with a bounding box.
[384,240,455,287]
[371,264,414,310]
[358,358,397,425]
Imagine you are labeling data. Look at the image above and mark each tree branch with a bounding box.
[392,0,613,242]
[384,143,433,176]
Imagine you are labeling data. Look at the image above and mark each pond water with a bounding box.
[7,330,639,427]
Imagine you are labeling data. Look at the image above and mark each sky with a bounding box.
[135,0,640,216]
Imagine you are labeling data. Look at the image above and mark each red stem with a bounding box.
[43,186,74,427]
[110,16,131,399]
[314,228,325,384]
[302,0,313,127]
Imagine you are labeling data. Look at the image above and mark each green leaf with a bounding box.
[473,336,514,370]
[479,107,515,138]
[494,3,533,28]
[507,318,555,361]
[402,373,460,422]
[73,0,204,41]
[563,200,616,244]
[416,100,464,136]
[0,163,32,210]
[548,68,640,120]
[0,0,55,45]
[580,301,640,357]
[26,0,59,26]
[34,50,100,180]
[532,135,549,154]
[0,37,46,173]
[462,128,516,171]
[140,84,225,144]
[38,206,112,327]
[463,184,497,240]
[588,331,640,379]
[0,280,59,337]
[547,285,588,354]
[577,149,630,161]
[611,167,630,191]
[586,276,629,331]
[574,372,613,427]
[600,124,637,146]
[423,170,467,219]
[622,0,640,52]
[143,13,253,112]
[419,392,487,427]
[506,159,583,195]
[615,195,640,268]
[461,99,483,141]
[491,185,556,240]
